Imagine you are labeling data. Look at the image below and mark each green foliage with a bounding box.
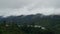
[0,22,55,34]
[0,14,60,34]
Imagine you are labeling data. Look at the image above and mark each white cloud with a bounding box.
[0,0,60,16]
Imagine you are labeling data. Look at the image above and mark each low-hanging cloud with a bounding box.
[0,0,60,16]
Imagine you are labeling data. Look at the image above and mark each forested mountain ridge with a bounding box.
[0,14,60,34]
[0,14,60,26]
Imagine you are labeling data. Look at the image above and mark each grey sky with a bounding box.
[0,0,60,17]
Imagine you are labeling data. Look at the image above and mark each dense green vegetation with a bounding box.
[0,14,60,34]
[0,22,55,34]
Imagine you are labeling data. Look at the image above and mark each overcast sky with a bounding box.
[0,0,60,17]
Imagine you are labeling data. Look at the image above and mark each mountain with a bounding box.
[0,14,60,27]
[0,14,60,34]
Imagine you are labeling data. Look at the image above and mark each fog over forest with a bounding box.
[0,0,60,34]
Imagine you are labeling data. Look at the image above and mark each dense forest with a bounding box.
[0,14,60,34]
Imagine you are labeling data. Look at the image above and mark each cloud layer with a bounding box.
[0,0,60,16]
